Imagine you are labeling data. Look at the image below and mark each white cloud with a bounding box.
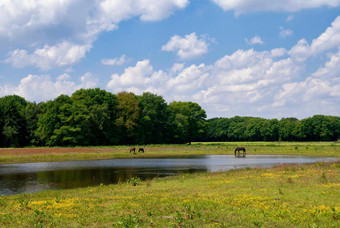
[0,0,75,39]
[167,64,208,95]
[273,49,340,116]
[1,0,189,69]
[286,15,294,22]
[5,41,91,70]
[170,63,185,75]
[106,59,207,98]
[211,0,340,14]
[97,0,188,24]
[101,55,127,66]
[289,16,340,61]
[0,73,98,102]
[107,59,169,94]
[106,49,301,116]
[80,72,99,89]
[279,27,293,38]
[271,48,287,57]
[0,0,189,41]
[245,35,264,45]
[162,33,209,59]
[310,16,340,54]
[106,16,340,118]
[2,12,340,118]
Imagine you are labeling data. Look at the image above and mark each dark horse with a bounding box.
[138,148,144,153]
[234,147,246,157]
[129,147,136,154]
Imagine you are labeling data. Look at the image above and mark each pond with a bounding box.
[0,155,338,195]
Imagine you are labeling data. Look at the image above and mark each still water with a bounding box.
[0,155,338,195]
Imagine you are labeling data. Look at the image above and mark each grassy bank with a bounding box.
[0,161,339,227]
[0,141,339,164]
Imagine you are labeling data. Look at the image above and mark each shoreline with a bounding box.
[0,142,339,164]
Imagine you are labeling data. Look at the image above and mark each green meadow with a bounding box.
[0,161,339,227]
[0,142,339,227]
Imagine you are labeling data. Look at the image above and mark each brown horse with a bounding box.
[129,147,136,154]
[138,148,144,153]
[234,147,246,157]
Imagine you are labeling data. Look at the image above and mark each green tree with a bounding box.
[261,119,279,141]
[25,102,40,145]
[244,117,262,141]
[0,95,29,147]
[137,92,169,144]
[168,101,207,143]
[71,88,119,145]
[116,92,141,144]
[279,118,298,141]
[304,115,340,141]
[227,116,246,141]
[36,95,76,146]
[206,118,230,141]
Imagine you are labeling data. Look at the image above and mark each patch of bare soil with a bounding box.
[0,147,123,155]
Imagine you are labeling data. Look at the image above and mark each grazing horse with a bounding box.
[129,147,136,154]
[138,148,144,153]
[234,147,246,157]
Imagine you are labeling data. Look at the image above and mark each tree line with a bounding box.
[0,89,206,147]
[206,115,340,142]
[0,88,339,147]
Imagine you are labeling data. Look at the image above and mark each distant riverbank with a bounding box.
[0,141,339,164]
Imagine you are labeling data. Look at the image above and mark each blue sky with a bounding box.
[1,0,340,119]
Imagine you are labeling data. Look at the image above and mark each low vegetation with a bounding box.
[0,161,339,227]
[0,141,339,164]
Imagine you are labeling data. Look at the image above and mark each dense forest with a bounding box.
[0,88,339,147]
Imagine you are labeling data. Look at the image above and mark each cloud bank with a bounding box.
[1,1,340,118]
[212,0,340,14]
[0,0,189,70]
[105,16,340,118]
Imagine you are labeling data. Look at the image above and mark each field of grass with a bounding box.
[0,141,339,164]
[0,161,339,227]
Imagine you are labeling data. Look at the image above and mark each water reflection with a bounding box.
[0,155,338,195]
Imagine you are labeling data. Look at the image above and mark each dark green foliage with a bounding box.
[205,115,340,142]
[25,102,40,145]
[0,89,339,147]
[137,92,169,144]
[116,92,141,144]
[71,88,119,145]
[279,118,299,141]
[36,89,119,146]
[168,101,207,143]
[39,95,80,146]
[0,95,29,147]
[298,115,340,141]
